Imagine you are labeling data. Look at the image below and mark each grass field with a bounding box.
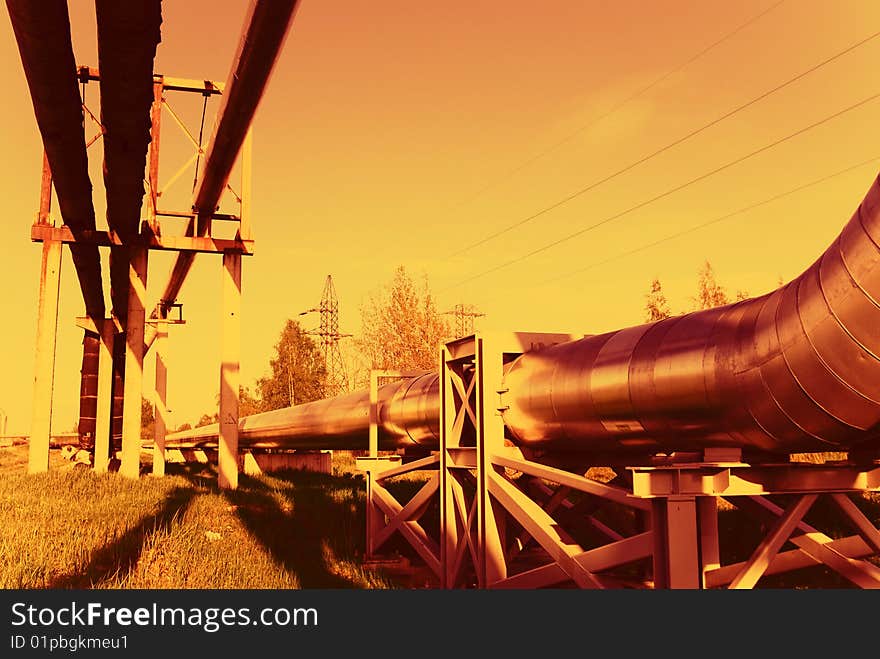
[2,444,878,589]
[0,445,405,589]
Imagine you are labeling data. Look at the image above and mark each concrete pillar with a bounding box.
[152,321,168,477]
[28,239,62,473]
[652,496,700,589]
[120,247,148,479]
[94,319,116,473]
[218,250,241,489]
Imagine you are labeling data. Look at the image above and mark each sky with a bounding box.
[1,0,879,433]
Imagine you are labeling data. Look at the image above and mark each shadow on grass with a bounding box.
[168,463,402,588]
[47,483,196,589]
[222,471,358,588]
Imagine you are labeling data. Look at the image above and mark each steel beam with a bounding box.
[120,248,148,479]
[31,224,254,255]
[218,251,242,489]
[94,319,117,473]
[152,321,168,477]
[28,240,62,473]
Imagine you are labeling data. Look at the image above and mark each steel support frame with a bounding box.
[438,333,658,588]
[27,67,252,488]
[357,331,880,589]
[630,460,880,589]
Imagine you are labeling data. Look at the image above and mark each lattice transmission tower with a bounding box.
[300,275,351,397]
[443,303,485,338]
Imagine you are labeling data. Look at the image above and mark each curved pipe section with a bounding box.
[504,173,880,455]
[170,173,880,457]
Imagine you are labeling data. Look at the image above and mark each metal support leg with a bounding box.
[94,319,116,473]
[652,496,700,589]
[120,247,148,479]
[218,250,241,490]
[365,472,385,559]
[28,239,62,474]
[698,496,720,587]
[476,336,507,587]
[152,321,168,477]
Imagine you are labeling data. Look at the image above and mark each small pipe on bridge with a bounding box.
[147,0,301,337]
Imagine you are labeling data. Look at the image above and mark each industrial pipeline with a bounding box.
[169,172,880,458]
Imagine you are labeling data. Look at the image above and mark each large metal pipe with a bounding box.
[504,173,880,456]
[6,0,105,321]
[170,173,880,457]
[155,0,300,317]
[94,0,163,453]
[7,0,108,449]
[168,372,440,450]
[95,0,163,318]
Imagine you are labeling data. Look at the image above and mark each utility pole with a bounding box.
[443,303,485,338]
[300,275,351,397]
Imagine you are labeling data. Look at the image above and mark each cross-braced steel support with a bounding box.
[358,331,880,589]
[27,68,253,489]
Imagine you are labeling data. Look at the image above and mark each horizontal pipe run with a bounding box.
[169,173,880,458]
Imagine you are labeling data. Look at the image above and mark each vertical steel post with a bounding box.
[93,319,116,473]
[239,127,253,241]
[120,247,148,479]
[652,496,700,589]
[698,496,720,587]
[368,370,379,458]
[475,335,507,587]
[38,151,52,224]
[439,345,458,588]
[147,78,164,231]
[218,250,241,489]
[28,239,62,473]
[152,320,168,477]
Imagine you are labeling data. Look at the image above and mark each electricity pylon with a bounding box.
[443,303,485,338]
[300,275,351,397]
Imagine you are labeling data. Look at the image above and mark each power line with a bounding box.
[441,90,880,291]
[451,0,786,213]
[448,28,880,259]
[538,154,880,287]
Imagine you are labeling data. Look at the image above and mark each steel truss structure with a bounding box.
[29,68,252,487]
[358,332,880,588]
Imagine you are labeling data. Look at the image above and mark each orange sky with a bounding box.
[1,0,879,433]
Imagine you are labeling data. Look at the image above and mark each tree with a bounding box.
[692,260,730,310]
[256,319,326,410]
[141,396,154,438]
[175,422,192,432]
[195,413,217,428]
[238,385,264,417]
[356,266,450,375]
[644,278,672,322]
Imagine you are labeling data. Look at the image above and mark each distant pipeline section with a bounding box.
[169,173,880,457]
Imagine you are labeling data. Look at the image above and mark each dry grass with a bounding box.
[0,445,402,589]
[3,444,878,589]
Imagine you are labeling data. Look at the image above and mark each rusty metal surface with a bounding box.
[7,0,105,320]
